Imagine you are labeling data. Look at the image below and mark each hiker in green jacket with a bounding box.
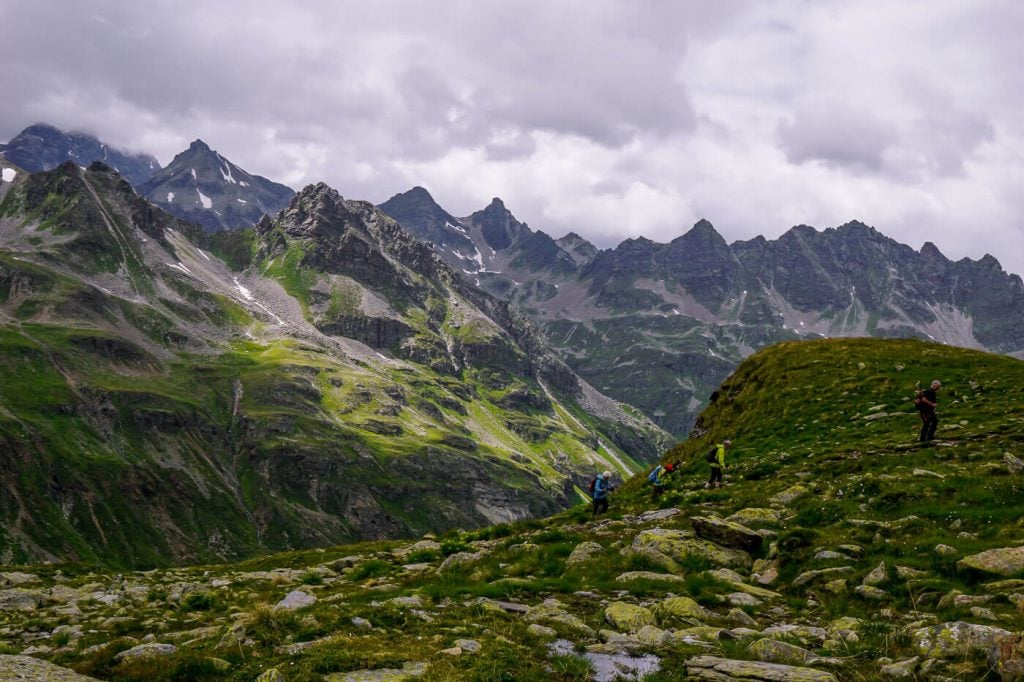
[704,440,731,489]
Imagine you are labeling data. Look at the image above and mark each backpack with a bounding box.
[913,386,925,410]
[588,477,598,495]
[705,446,719,463]
[648,466,662,484]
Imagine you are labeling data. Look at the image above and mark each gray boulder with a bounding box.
[691,515,764,552]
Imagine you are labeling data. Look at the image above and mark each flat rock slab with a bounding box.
[958,546,1024,576]
[632,528,752,569]
[687,655,837,681]
[0,655,101,681]
[276,589,317,610]
[912,620,1012,659]
[324,661,427,681]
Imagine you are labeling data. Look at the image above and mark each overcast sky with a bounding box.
[2,1,1023,276]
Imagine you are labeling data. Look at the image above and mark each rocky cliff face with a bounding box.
[139,140,294,232]
[0,163,668,568]
[382,192,1024,438]
[0,123,160,188]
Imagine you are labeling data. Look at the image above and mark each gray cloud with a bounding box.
[1,0,1023,276]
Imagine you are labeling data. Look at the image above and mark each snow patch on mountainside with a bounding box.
[1,168,16,183]
[197,190,212,209]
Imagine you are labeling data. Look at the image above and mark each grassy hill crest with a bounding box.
[3,337,1024,680]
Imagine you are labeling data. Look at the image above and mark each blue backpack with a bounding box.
[648,466,662,483]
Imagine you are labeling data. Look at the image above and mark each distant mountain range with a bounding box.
[5,122,1023,441]
[379,187,1024,437]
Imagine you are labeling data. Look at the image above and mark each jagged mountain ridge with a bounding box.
[0,162,668,568]
[379,187,1024,438]
[0,123,161,188]
[140,139,294,232]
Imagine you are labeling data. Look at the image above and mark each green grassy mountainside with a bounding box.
[3,337,1024,680]
[0,162,668,569]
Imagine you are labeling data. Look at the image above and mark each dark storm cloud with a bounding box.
[1,1,1023,276]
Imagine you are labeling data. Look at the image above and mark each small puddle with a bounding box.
[549,639,661,681]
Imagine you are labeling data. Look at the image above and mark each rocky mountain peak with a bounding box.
[1,122,161,188]
[471,197,529,252]
[139,139,294,232]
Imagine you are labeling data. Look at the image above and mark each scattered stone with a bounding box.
[527,624,557,639]
[437,552,482,574]
[958,546,1024,576]
[691,516,764,552]
[276,590,316,610]
[324,661,427,681]
[0,589,39,612]
[792,566,855,588]
[114,642,177,661]
[725,508,782,529]
[933,544,958,558]
[392,540,441,560]
[837,544,864,557]
[912,621,1012,659]
[748,638,816,666]
[526,599,595,635]
[352,617,373,629]
[455,638,481,654]
[727,608,758,627]
[632,528,752,569]
[895,566,929,580]
[654,596,707,623]
[625,508,682,524]
[879,657,919,679]
[822,579,847,595]
[970,606,999,621]
[566,541,606,567]
[863,561,888,587]
[770,485,810,507]
[0,573,41,588]
[1005,453,1024,474]
[761,624,828,645]
[854,585,888,601]
[614,571,685,584]
[727,592,762,607]
[604,602,655,632]
[439,647,462,656]
[813,550,848,561]
[0,655,100,680]
[686,655,836,681]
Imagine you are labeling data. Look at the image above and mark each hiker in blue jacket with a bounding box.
[592,471,614,517]
[649,462,680,501]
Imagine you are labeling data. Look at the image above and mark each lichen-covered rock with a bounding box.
[392,540,441,560]
[0,589,40,612]
[934,544,958,557]
[114,643,177,661]
[525,599,595,635]
[761,624,828,645]
[565,541,606,567]
[863,561,888,586]
[691,515,764,552]
[323,661,428,681]
[725,508,782,529]
[0,655,101,680]
[437,552,482,574]
[792,566,854,588]
[604,602,654,632]
[686,655,837,681]
[854,585,888,601]
[526,623,557,639]
[654,596,707,624]
[770,485,810,507]
[615,571,686,584]
[879,657,919,679]
[958,546,1024,576]
[255,669,286,682]
[632,528,752,569]
[912,621,1012,659]
[748,638,817,666]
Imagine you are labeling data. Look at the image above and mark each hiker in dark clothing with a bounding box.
[918,380,941,442]
[705,440,731,489]
[592,471,613,517]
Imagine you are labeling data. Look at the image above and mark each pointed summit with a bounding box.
[470,197,528,251]
[140,140,293,232]
[378,186,472,252]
